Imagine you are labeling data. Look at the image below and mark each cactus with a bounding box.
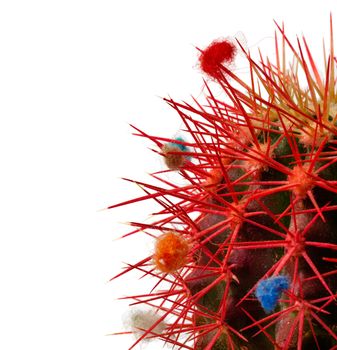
[109,17,337,349]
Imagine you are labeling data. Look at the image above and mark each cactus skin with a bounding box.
[110,18,337,350]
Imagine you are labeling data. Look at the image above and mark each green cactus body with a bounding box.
[110,19,337,349]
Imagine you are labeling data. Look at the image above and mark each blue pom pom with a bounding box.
[255,275,289,313]
[168,137,188,152]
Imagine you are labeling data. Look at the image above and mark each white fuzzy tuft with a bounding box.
[123,308,166,342]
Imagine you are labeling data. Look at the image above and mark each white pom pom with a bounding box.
[123,308,166,342]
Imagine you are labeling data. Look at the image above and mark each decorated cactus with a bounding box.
[110,17,337,349]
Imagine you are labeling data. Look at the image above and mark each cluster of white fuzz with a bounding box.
[124,308,167,342]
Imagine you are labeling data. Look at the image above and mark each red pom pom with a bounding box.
[199,39,237,78]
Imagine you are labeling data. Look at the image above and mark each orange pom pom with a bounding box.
[153,232,189,273]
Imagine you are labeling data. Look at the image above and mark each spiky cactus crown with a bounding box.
[110,18,337,349]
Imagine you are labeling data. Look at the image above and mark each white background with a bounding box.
[0,1,335,349]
